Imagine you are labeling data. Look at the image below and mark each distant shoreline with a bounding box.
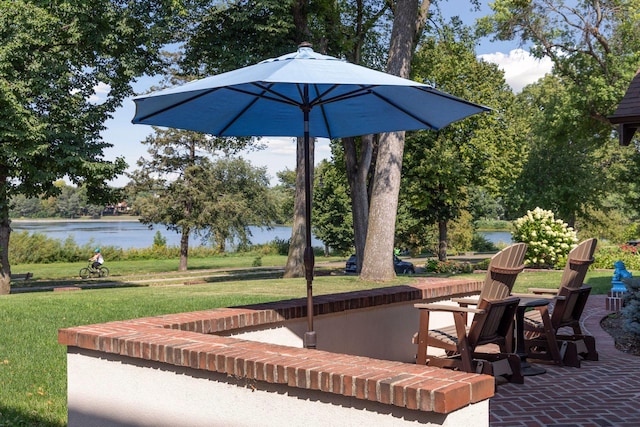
[11,216,141,223]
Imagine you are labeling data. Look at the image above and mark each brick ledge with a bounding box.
[59,277,490,414]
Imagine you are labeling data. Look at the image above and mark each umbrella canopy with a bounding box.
[133,46,488,138]
[132,44,490,349]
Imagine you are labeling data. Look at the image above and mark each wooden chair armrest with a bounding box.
[528,287,559,295]
[414,303,485,314]
[451,297,479,306]
[512,292,553,299]
[512,292,565,301]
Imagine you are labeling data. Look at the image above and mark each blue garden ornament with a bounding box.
[611,260,632,293]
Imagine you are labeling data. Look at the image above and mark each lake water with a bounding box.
[11,220,322,249]
[10,220,511,250]
[481,231,512,245]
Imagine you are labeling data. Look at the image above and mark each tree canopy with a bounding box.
[0,0,183,293]
[129,127,272,269]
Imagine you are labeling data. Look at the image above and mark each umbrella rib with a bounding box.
[370,88,439,130]
[309,85,375,107]
[312,83,335,140]
[134,88,221,123]
[415,86,490,109]
[219,83,306,135]
[231,84,302,108]
[218,87,271,135]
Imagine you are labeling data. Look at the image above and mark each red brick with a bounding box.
[432,381,471,414]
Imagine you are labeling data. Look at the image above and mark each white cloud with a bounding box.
[87,82,111,103]
[479,48,553,93]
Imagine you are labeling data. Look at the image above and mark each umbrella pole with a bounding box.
[302,88,316,349]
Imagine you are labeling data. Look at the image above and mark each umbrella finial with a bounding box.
[298,41,313,49]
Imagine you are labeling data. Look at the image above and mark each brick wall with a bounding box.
[60,277,491,422]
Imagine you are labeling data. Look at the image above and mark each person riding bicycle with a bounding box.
[89,248,104,270]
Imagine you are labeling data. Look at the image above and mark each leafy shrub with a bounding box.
[249,238,290,256]
[271,237,290,255]
[152,231,167,248]
[424,259,474,274]
[592,245,640,270]
[474,258,491,271]
[447,211,474,253]
[8,231,224,264]
[512,207,578,268]
[471,233,498,252]
[622,278,640,336]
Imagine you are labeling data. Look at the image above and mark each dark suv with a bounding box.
[345,254,415,274]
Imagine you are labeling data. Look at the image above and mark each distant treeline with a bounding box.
[10,184,112,219]
[9,231,294,265]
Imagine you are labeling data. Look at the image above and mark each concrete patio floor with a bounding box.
[490,294,640,427]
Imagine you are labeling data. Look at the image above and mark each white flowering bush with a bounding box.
[512,207,578,267]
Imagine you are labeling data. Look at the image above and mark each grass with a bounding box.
[12,254,346,280]
[0,258,615,426]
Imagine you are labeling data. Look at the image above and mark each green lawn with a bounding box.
[0,263,615,426]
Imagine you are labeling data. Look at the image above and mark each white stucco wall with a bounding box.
[67,348,488,427]
[230,299,462,361]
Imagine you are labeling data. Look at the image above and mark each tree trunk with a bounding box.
[360,131,405,280]
[284,136,314,278]
[0,219,10,295]
[360,0,429,281]
[438,220,448,262]
[343,135,373,273]
[179,226,190,271]
[0,175,11,294]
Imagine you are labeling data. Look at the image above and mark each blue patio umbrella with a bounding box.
[132,43,490,348]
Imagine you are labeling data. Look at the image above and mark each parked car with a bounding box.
[345,254,415,274]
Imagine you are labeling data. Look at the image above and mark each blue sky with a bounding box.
[101,1,552,187]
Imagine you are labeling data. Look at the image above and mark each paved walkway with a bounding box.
[490,294,640,426]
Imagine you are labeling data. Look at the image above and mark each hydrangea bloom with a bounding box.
[512,207,578,267]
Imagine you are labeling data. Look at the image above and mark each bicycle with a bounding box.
[79,262,109,279]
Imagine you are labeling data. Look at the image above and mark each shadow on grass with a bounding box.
[585,275,614,294]
[0,405,64,427]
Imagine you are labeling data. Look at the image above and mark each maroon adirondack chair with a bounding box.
[520,238,598,367]
[413,243,528,383]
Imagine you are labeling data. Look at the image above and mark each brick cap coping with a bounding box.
[59,277,492,414]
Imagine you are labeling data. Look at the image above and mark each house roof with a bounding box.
[609,68,640,146]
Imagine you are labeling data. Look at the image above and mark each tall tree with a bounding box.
[483,0,640,224]
[360,0,431,280]
[0,0,179,294]
[400,31,525,260]
[129,128,256,270]
[312,159,354,255]
[338,1,392,273]
[270,168,296,224]
[284,136,313,277]
[204,157,278,251]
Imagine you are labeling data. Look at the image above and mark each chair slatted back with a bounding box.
[468,296,520,348]
[551,286,592,329]
[478,243,527,301]
[559,238,597,290]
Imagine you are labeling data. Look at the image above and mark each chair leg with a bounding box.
[505,353,524,384]
[556,334,599,362]
[582,336,599,361]
[473,353,524,385]
[538,306,564,365]
[562,341,581,368]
